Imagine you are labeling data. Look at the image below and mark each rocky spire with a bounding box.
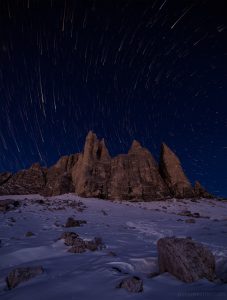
[159,143,194,198]
[128,140,143,153]
[194,181,212,198]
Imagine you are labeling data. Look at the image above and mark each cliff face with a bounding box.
[0,131,211,200]
[159,143,194,198]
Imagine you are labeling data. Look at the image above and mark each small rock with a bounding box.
[116,276,143,293]
[25,231,35,237]
[6,266,44,289]
[107,251,117,257]
[185,218,196,223]
[65,217,87,227]
[85,237,104,251]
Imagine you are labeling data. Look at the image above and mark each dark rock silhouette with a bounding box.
[0,131,212,200]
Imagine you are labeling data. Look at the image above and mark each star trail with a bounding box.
[0,0,226,197]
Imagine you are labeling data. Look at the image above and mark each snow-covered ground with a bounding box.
[0,194,227,300]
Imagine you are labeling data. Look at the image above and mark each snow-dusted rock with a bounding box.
[157,237,215,282]
[116,276,143,293]
[6,266,44,289]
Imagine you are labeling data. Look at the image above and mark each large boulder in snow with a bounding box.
[157,237,215,282]
[6,266,44,289]
[159,143,194,198]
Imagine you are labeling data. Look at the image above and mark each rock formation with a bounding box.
[0,163,46,195]
[72,131,111,198]
[0,131,212,200]
[108,140,169,200]
[194,181,213,198]
[157,237,215,282]
[159,143,194,198]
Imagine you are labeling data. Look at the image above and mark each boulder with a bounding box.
[157,237,215,282]
[116,276,143,293]
[6,266,44,289]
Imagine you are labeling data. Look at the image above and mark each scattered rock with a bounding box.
[157,237,215,282]
[6,266,44,289]
[65,217,87,227]
[25,231,35,237]
[107,251,117,257]
[185,218,196,224]
[0,199,20,213]
[116,276,143,293]
[60,232,104,253]
[85,237,104,251]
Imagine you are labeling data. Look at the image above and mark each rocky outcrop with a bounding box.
[0,172,12,185]
[157,237,215,282]
[6,266,44,289]
[42,154,79,196]
[159,143,194,198]
[194,181,212,198]
[108,140,170,200]
[0,131,212,200]
[72,131,111,198]
[0,163,46,195]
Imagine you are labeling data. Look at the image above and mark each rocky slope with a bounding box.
[0,131,212,200]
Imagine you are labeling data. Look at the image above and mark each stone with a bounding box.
[0,199,20,213]
[159,143,194,198]
[85,237,104,251]
[65,217,87,227]
[157,237,215,282]
[60,232,104,253]
[6,266,44,289]
[116,276,143,293]
[185,218,196,223]
[25,231,35,237]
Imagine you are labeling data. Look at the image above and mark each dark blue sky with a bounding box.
[0,0,226,197]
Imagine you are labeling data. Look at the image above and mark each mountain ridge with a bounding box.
[0,131,212,200]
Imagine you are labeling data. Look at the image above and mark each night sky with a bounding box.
[0,0,226,197]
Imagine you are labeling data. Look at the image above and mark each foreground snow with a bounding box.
[0,194,227,300]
